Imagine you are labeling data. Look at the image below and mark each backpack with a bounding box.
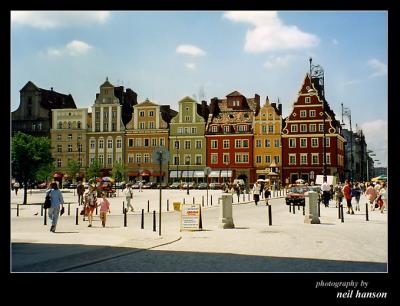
[44,190,52,209]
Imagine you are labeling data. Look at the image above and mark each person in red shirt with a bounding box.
[343,179,354,215]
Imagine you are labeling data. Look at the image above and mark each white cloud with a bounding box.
[185,63,196,70]
[176,44,206,57]
[367,58,387,78]
[46,40,92,57]
[11,11,110,29]
[264,54,296,69]
[223,11,319,52]
[360,119,388,166]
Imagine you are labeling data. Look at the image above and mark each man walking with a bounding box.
[77,181,85,205]
[321,179,331,207]
[124,183,134,212]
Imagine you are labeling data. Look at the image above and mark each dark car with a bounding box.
[143,182,158,189]
[285,185,309,206]
[197,182,208,189]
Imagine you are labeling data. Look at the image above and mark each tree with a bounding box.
[12,132,53,204]
[66,160,80,183]
[86,159,102,181]
[35,163,55,183]
[111,160,127,182]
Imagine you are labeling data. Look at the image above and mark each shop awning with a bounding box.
[152,172,165,177]
[53,172,63,178]
[181,170,194,178]
[169,170,181,178]
[193,171,205,178]
[220,170,232,178]
[128,172,139,177]
[140,170,151,176]
[208,170,220,178]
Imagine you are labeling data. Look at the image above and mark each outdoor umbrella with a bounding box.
[101,177,115,182]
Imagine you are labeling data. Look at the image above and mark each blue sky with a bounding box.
[11,11,388,167]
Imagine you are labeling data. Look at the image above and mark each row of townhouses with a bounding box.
[13,69,360,186]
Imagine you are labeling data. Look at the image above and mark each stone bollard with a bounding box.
[218,194,234,229]
[304,191,320,224]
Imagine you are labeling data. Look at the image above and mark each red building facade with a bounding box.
[281,74,345,184]
[206,91,260,185]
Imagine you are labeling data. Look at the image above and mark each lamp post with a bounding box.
[175,136,179,184]
[185,156,190,195]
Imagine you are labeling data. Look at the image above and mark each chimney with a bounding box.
[51,87,53,91]
[278,103,282,116]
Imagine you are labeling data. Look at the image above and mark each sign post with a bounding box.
[180,204,202,231]
[204,167,211,207]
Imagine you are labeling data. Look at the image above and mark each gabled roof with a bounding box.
[19,81,39,92]
[226,91,243,97]
[100,77,114,88]
[136,98,158,107]
[178,96,197,103]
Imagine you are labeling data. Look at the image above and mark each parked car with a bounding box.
[285,185,309,206]
[197,182,208,189]
[143,182,158,189]
[62,182,71,189]
[169,182,182,189]
[69,183,77,189]
[209,182,222,189]
[37,182,48,189]
[182,182,197,189]
[157,183,169,189]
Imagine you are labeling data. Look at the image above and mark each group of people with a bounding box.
[252,182,271,206]
[321,179,387,214]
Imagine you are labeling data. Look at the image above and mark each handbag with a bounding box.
[60,207,65,216]
[44,191,52,209]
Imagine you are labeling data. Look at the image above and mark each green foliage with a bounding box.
[111,160,127,182]
[35,163,55,182]
[66,159,80,182]
[86,159,102,180]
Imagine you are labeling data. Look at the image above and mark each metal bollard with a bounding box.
[298,204,300,211]
[147,200,150,213]
[153,210,156,232]
[44,208,47,225]
[76,208,79,225]
[237,194,240,203]
[318,202,320,217]
[141,209,144,229]
[303,205,305,215]
[68,203,71,215]
[338,204,341,219]
[17,204,19,217]
[41,204,43,216]
[211,195,212,206]
[289,203,292,213]
[293,204,295,214]
[202,196,204,207]
[96,205,98,215]
[167,199,169,211]
[124,208,127,227]
[341,205,344,223]
[365,203,369,221]
[268,204,272,226]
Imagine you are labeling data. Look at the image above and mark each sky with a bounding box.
[11,11,388,167]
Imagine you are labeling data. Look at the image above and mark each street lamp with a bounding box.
[185,156,190,195]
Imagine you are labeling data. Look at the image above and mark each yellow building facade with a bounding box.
[253,98,283,183]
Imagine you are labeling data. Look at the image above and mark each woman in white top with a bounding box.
[253,182,261,206]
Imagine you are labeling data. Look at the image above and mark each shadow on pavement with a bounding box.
[11,242,387,273]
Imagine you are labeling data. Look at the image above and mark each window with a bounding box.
[268,125,274,133]
[57,134,61,141]
[148,122,154,129]
[326,153,331,165]
[57,158,62,167]
[178,128,183,134]
[160,138,165,147]
[310,124,316,132]
[90,156,95,165]
[243,154,249,163]
[68,134,72,141]
[58,122,62,129]
[312,154,319,165]
[139,122,145,129]
[256,155,262,163]
[99,139,104,149]
[224,126,230,133]
[265,155,271,164]
[77,144,82,152]
[265,139,270,147]
[300,124,307,132]
[300,138,307,148]
[300,110,307,118]
[289,138,296,148]
[136,154,142,163]
[289,154,296,165]
[99,154,104,165]
[235,140,241,148]
[128,155,134,163]
[107,139,113,149]
[185,140,191,150]
[196,140,202,149]
[149,111,154,117]
[77,121,81,129]
[274,139,280,147]
[242,140,249,148]
[117,139,122,148]
[311,138,319,147]
[128,139,133,147]
[95,112,100,120]
[238,125,247,132]
[152,138,157,147]
[174,141,180,149]
[211,126,218,133]
[300,154,307,165]
[274,156,280,164]
[139,111,145,117]
[184,116,191,122]
[305,97,311,103]
[211,140,218,149]
[325,137,330,147]
[95,123,100,132]
[90,139,96,149]
[107,154,112,165]
[77,134,82,141]
[144,139,149,147]
[256,139,262,148]
[262,125,267,133]
[112,111,116,119]
[196,155,202,165]
[103,122,108,131]
[191,127,197,134]
[223,153,230,163]
[57,145,62,153]
[112,123,116,131]
[223,140,230,149]
[319,124,324,132]
[136,138,141,147]
[310,110,316,117]
[211,154,218,164]
[291,124,298,132]
[174,156,180,165]
[68,122,72,129]
[144,153,150,163]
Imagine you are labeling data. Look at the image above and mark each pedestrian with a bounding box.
[334,183,343,208]
[253,182,261,205]
[378,182,387,213]
[321,179,331,207]
[77,181,85,205]
[84,185,97,227]
[343,180,354,214]
[365,182,377,211]
[123,183,134,212]
[138,180,143,192]
[264,185,271,205]
[13,182,20,195]
[352,182,362,211]
[45,182,64,233]
[98,192,111,227]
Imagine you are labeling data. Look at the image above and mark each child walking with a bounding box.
[98,192,111,228]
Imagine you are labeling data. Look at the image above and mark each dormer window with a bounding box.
[224,126,230,133]
[211,126,218,133]
[305,97,311,103]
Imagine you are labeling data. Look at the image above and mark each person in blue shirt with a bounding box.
[46,182,64,233]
